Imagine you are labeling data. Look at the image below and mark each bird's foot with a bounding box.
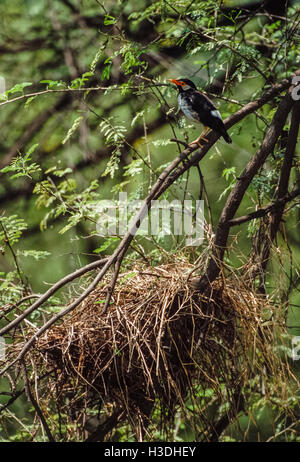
[189,136,208,148]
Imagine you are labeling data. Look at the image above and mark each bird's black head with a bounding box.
[168,78,197,92]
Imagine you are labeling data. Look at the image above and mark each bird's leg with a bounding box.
[189,126,210,147]
[202,126,210,140]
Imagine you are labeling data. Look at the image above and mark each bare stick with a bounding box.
[0,258,108,336]
[21,359,55,442]
[256,102,300,291]
[226,188,300,227]
[102,247,127,314]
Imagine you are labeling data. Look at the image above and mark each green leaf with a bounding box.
[0,215,28,245]
[69,72,93,89]
[104,14,117,26]
[52,167,73,177]
[62,117,83,144]
[101,61,112,81]
[17,250,51,260]
[119,272,137,284]
[6,82,32,95]
[131,110,145,127]
[59,213,82,234]
[40,79,65,89]
[27,143,39,156]
[0,144,41,179]
[93,237,119,253]
[222,167,236,181]
[24,95,37,108]
[123,158,143,177]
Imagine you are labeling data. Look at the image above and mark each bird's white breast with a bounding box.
[178,94,199,122]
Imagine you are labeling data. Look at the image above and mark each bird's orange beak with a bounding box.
[168,79,184,86]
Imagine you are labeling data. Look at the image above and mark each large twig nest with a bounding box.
[31,258,283,435]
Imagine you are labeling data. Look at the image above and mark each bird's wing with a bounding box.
[186,90,226,129]
[188,91,217,114]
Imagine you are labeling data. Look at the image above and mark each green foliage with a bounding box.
[0,144,40,179]
[69,72,93,89]
[62,117,83,145]
[17,249,51,260]
[0,215,28,246]
[99,118,127,178]
[40,80,65,89]
[0,271,23,303]
[104,14,117,26]
[32,172,100,232]
[101,57,113,80]
[218,167,236,201]
[0,82,32,101]
[119,43,148,75]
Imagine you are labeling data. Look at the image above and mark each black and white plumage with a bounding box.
[169,78,232,145]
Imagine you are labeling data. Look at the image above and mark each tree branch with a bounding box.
[21,359,55,442]
[226,188,300,227]
[0,258,108,337]
[256,101,300,292]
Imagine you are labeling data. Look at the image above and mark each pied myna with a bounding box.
[169,78,232,146]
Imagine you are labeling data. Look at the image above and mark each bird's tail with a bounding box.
[222,131,232,144]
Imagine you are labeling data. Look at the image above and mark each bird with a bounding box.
[168,78,232,147]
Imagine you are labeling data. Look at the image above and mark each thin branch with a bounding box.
[0,83,167,108]
[226,188,300,227]
[0,86,107,107]
[196,164,213,227]
[21,359,55,442]
[0,368,56,414]
[256,101,300,292]
[102,247,127,314]
[0,258,108,337]
[0,223,27,289]
[270,103,300,238]
[1,294,40,317]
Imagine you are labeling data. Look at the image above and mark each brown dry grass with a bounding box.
[19,256,294,440]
